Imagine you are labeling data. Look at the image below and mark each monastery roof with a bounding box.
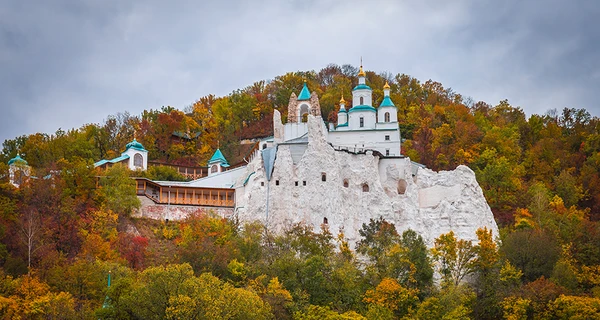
[208,149,230,167]
[297,82,311,101]
[125,139,146,152]
[379,96,395,107]
[353,84,372,91]
[8,154,27,165]
[348,105,376,113]
[94,154,130,167]
[281,133,308,144]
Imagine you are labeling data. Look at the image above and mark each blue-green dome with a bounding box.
[353,84,372,91]
[8,154,27,165]
[298,82,311,101]
[380,96,395,107]
[348,105,377,113]
[338,108,347,113]
[125,139,146,151]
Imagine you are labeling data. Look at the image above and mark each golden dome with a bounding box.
[383,81,390,89]
[339,95,346,104]
[358,65,366,77]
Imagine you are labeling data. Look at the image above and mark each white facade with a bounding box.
[327,66,402,156]
[123,146,148,171]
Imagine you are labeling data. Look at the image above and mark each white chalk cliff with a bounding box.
[235,114,498,247]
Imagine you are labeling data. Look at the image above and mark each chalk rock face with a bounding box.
[236,115,498,247]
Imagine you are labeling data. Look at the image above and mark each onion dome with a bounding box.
[383,81,390,90]
[358,65,366,77]
[8,154,27,165]
[125,138,146,151]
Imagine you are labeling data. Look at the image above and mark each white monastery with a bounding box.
[7,65,499,246]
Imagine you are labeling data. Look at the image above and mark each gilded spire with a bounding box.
[383,81,390,89]
[358,65,366,77]
[339,94,346,104]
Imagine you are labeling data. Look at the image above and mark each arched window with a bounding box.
[343,179,349,188]
[384,112,390,122]
[321,173,326,182]
[398,179,407,195]
[359,117,364,128]
[360,96,364,105]
[211,164,219,174]
[134,153,143,168]
[302,113,308,122]
[323,217,328,224]
[362,184,369,192]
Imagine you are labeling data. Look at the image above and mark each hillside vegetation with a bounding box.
[0,64,599,318]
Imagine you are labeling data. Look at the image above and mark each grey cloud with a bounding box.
[0,0,598,145]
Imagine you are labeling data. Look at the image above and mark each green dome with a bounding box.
[125,139,146,151]
[8,154,27,165]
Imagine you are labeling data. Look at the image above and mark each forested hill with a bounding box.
[2,63,599,223]
[1,63,600,318]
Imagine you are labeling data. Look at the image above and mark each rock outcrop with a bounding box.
[236,115,499,247]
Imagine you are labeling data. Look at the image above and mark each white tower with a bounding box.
[122,139,148,171]
[207,149,230,176]
[8,155,31,187]
[337,95,348,127]
[348,65,376,130]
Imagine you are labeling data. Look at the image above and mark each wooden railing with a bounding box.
[134,178,235,208]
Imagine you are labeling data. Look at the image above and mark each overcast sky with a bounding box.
[1,0,599,144]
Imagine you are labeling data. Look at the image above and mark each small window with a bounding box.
[384,112,390,122]
[211,164,219,174]
[276,180,279,186]
[385,135,390,141]
[323,217,328,224]
[303,181,307,186]
[261,182,265,186]
[343,179,349,188]
[295,181,298,186]
[386,149,390,156]
[360,96,364,105]
[362,184,369,192]
[262,143,267,149]
[360,117,364,128]
[321,173,326,182]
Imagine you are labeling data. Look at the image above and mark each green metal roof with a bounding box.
[298,82,311,101]
[353,84,372,91]
[348,105,376,113]
[337,123,349,127]
[94,154,130,167]
[8,155,27,165]
[125,139,146,151]
[338,108,347,113]
[379,96,395,107]
[208,148,230,166]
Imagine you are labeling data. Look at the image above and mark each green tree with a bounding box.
[98,164,140,216]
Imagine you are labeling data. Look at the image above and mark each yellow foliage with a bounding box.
[548,294,600,319]
[267,277,293,302]
[363,278,419,313]
[502,296,530,320]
